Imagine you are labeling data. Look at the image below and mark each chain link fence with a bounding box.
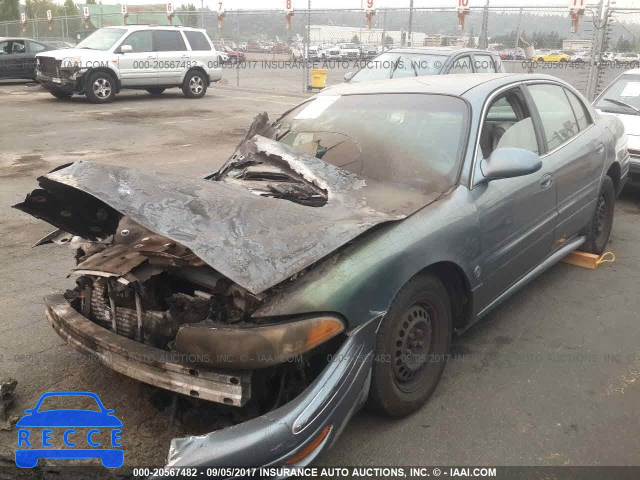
[1,3,639,97]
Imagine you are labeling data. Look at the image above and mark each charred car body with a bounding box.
[15,74,626,468]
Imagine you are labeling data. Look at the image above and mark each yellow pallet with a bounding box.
[562,251,615,269]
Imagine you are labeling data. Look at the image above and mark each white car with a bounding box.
[338,43,360,60]
[594,68,640,186]
[35,25,224,103]
[319,44,341,60]
[614,53,640,67]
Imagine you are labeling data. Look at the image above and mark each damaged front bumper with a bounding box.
[45,294,251,406]
[36,68,84,94]
[165,318,377,470]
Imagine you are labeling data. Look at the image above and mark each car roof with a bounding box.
[387,47,496,56]
[101,25,206,32]
[319,73,564,98]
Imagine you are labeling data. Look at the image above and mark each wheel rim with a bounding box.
[594,194,609,236]
[93,77,112,99]
[393,303,434,392]
[189,76,203,94]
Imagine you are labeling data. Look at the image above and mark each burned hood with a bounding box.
[14,137,442,294]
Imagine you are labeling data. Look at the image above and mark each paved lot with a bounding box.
[0,74,639,470]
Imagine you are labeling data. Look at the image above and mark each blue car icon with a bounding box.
[15,391,123,468]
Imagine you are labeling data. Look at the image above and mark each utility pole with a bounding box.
[408,0,414,47]
[478,0,489,50]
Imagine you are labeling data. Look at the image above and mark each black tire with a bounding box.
[366,273,452,418]
[584,176,615,255]
[182,70,208,99]
[537,57,545,62]
[49,88,72,100]
[146,88,166,95]
[85,70,116,104]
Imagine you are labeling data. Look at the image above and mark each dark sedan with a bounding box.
[344,46,504,82]
[15,73,626,469]
[0,37,63,80]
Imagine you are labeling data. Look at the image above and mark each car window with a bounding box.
[11,40,26,54]
[480,91,538,159]
[185,31,211,51]
[350,52,447,82]
[121,31,153,53]
[449,56,473,74]
[0,41,10,54]
[528,84,580,151]
[593,73,640,115]
[154,30,186,52]
[474,54,497,73]
[274,94,469,191]
[28,41,47,53]
[564,88,591,131]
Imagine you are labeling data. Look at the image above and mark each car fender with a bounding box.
[253,186,481,330]
[82,65,122,92]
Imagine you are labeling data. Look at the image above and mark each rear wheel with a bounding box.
[584,176,615,255]
[366,273,452,417]
[182,70,208,99]
[85,71,116,103]
[146,88,165,95]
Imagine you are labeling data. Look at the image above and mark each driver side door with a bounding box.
[116,30,157,87]
[471,87,558,314]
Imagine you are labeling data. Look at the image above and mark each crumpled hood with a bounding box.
[14,136,441,295]
[37,48,111,61]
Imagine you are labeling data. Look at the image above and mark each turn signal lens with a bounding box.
[284,425,332,465]
[305,317,344,350]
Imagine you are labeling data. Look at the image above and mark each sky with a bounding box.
[45,0,640,11]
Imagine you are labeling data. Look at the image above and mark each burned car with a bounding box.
[15,73,626,468]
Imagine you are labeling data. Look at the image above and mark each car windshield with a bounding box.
[350,52,449,83]
[594,74,640,115]
[342,44,357,49]
[76,28,126,51]
[273,93,469,191]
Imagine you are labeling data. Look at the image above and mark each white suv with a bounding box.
[35,25,223,103]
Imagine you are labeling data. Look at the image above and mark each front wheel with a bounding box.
[584,176,615,255]
[85,71,116,103]
[366,273,452,418]
[182,70,208,99]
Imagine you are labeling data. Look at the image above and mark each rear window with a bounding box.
[185,31,211,51]
[350,52,448,83]
[153,30,186,52]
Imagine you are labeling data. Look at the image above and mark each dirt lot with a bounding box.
[0,74,639,470]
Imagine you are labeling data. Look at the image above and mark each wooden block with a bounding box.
[561,251,603,269]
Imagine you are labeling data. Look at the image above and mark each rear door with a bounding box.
[525,83,606,248]
[117,30,157,87]
[2,40,30,79]
[154,30,188,86]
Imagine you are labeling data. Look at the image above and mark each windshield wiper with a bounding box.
[603,98,640,115]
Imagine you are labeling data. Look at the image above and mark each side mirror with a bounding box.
[119,44,133,54]
[478,148,542,183]
[344,71,355,82]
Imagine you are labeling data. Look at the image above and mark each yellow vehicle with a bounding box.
[535,51,570,62]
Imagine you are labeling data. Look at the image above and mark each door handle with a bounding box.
[595,143,605,156]
[146,55,155,59]
[540,173,554,190]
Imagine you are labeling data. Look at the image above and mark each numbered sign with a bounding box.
[365,0,375,9]
[569,0,585,9]
[285,0,293,15]
[458,0,470,12]
[21,13,26,22]
[217,1,225,15]
[46,10,52,21]
[167,2,174,15]
[121,4,127,15]
[83,6,90,18]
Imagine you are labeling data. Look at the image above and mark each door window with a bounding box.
[11,40,26,53]
[0,41,10,54]
[28,42,47,53]
[528,84,580,151]
[564,88,592,131]
[449,56,473,74]
[154,31,186,52]
[474,54,497,73]
[121,31,153,53]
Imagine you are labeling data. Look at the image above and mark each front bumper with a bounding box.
[45,294,250,406]
[164,319,377,470]
[36,70,80,93]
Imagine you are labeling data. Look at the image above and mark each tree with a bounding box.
[85,0,97,4]
[351,35,360,45]
[0,0,20,22]
[616,36,632,53]
[468,27,476,48]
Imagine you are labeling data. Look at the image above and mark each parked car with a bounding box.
[570,51,592,63]
[337,42,360,60]
[534,51,570,62]
[214,44,245,63]
[291,44,320,61]
[359,44,378,60]
[35,26,223,103]
[0,37,62,80]
[345,47,503,83]
[614,52,640,68]
[246,42,262,53]
[594,68,640,184]
[15,73,625,467]
[319,44,341,60]
[272,42,290,54]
